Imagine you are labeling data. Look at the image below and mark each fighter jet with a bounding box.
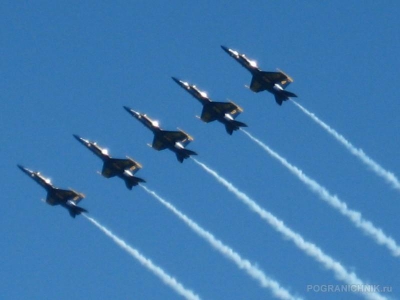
[123,106,197,163]
[73,135,145,190]
[172,77,247,135]
[221,45,297,106]
[17,165,87,218]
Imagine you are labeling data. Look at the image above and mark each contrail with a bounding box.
[292,100,400,192]
[140,185,300,300]
[241,129,400,258]
[83,215,201,300]
[192,159,386,300]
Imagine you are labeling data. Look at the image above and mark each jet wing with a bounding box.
[102,158,141,178]
[260,71,289,83]
[152,135,169,150]
[63,189,85,203]
[251,71,292,92]
[124,157,142,174]
[153,130,192,150]
[47,189,85,205]
[276,69,294,88]
[201,102,243,122]
[250,75,267,92]
[164,130,193,144]
[46,193,58,205]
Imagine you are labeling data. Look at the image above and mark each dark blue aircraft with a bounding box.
[172,77,247,135]
[73,135,145,190]
[124,106,197,163]
[221,45,297,105]
[18,165,87,218]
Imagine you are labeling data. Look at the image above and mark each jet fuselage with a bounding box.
[134,113,161,133]
[221,45,260,76]
[73,135,110,161]
[172,77,211,106]
[132,115,181,149]
[18,165,54,192]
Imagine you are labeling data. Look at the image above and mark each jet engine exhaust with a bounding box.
[241,129,400,257]
[292,100,400,192]
[140,185,299,300]
[83,214,200,300]
[191,158,385,300]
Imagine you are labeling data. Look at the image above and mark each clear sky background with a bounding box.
[2,2,400,300]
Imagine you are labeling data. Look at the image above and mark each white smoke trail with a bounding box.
[192,159,386,300]
[241,129,400,257]
[83,215,201,300]
[140,185,300,300]
[292,100,400,191]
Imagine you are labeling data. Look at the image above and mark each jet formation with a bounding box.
[19,46,297,218]
[172,77,247,135]
[73,135,145,190]
[17,165,87,218]
[124,106,197,163]
[221,45,297,105]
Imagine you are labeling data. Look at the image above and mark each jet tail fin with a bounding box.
[176,148,197,163]
[68,205,88,218]
[123,176,146,190]
[274,90,297,105]
[281,90,297,98]
[225,120,248,135]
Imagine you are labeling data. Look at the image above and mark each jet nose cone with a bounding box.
[73,134,82,141]
[172,76,186,87]
[221,45,231,54]
[73,134,90,145]
[171,76,181,84]
[124,106,140,117]
[17,164,31,175]
[17,164,26,171]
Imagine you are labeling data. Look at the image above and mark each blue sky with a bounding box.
[2,2,400,299]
